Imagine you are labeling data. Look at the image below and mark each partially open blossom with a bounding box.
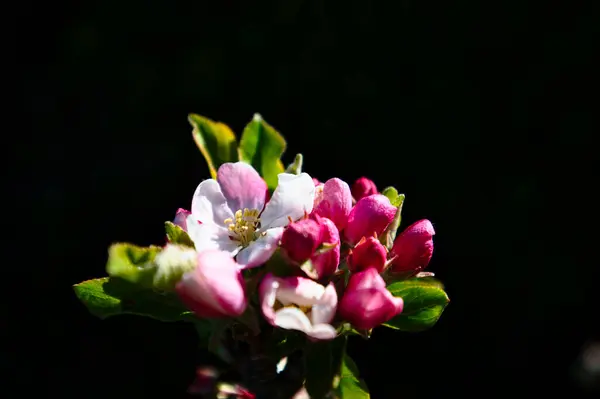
[347,236,387,273]
[339,267,403,330]
[259,273,338,340]
[173,208,191,230]
[344,194,397,245]
[310,216,340,278]
[176,250,247,318]
[280,217,324,264]
[185,162,315,268]
[351,177,378,201]
[313,178,353,231]
[390,219,435,274]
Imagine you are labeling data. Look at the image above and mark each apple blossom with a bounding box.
[347,236,387,273]
[173,208,191,230]
[390,219,435,274]
[344,194,397,245]
[351,177,378,201]
[176,250,247,318]
[339,267,403,330]
[312,178,353,231]
[259,273,338,340]
[185,162,315,268]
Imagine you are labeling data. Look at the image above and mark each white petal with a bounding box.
[186,217,240,254]
[277,279,325,307]
[306,324,337,340]
[191,179,234,227]
[235,227,283,268]
[259,173,315,230]
[273,307,313,334]
[310,284,338,325]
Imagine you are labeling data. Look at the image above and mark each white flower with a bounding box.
[186,162,315,268]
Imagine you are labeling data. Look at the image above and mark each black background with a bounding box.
[15,0,598,398]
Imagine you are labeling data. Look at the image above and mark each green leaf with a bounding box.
[285,153,303,174]
[238,113,286,191]
[381,186,403,207]
[73,277,194,321]
[105,243,162,288]
[188,113,239,179]
[335,354,370,398]
[165,221,195,248]
[379,193,405,250]
[383,278,449,332]
[305,337,346,398]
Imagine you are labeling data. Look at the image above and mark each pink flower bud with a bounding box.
[280,217,324,264]
[347,236,388,273]
[339,267,403,330]
[390,219,435,274]
[173,208,191,231]
[176,250,247,318]
[313,178,353,231]
[344,194,397,245]
[351,177,378,201]
[310,216,340,278]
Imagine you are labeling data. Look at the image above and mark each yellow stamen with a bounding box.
[224,207,261,247]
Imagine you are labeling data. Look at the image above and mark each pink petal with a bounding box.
[345,267,387,292]
[351,177,378,201]
[273,307,313,333]
[391,219,435,274]
[313,178,353,231]
[186,217,240,254]
[306,324,337,340]
[235,227,284,269]
[173,208,191,231]
[191,179,234,226]
[276,276,326,307]
[176,250,247,318]
[339,288,403,330]
[310,283,338,325]
[344,194,397,245]
[260,173,315,230]
[217,162,267,213]
[259,273,279,325]
[310,216,340,279]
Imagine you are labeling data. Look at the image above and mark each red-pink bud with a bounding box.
[173,208,191,231]
[313,178,353,231]
[281,217,324,264]
[176,250,247,318]
[310,216,340,278]
[390,219,435,274]
[347,236,388,273]
[339,267,403,330]
[344,194,397,245]
[351,177,378,201]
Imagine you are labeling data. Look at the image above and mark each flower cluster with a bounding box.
[167,162,436,339]
[73,113,448,398]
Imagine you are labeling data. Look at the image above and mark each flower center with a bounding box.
[224,208,261,247]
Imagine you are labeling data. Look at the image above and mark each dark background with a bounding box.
[16,0,598,398]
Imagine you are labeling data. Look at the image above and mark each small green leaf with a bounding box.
[73,277,194,321]
[238,113,286,191]
[106,243,162,288]
[379,194,405,250]
[335,354,370,398]
[188,113,239,179]
[285,153,303,174]
[165,221,195,248]
[383,278,449,332]
[381,186,403,207]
